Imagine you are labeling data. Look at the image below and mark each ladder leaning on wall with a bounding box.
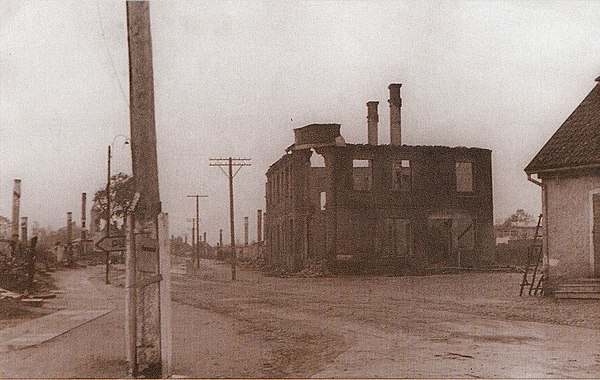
[519,214,544,296]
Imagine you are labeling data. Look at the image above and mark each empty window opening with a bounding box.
[353,159,370,167]
[310,149,325,167]
[353,160,372,191]
[320,192,326,211]
[456,162,473,192]
[392,160,412,191]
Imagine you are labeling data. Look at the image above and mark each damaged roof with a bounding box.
[525,78,600,174]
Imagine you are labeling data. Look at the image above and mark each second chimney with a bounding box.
[367,101,379,145]
[388,83,402,145]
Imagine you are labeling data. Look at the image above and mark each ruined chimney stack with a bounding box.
[388,83,402,145]
[11,179,21,244]
[367,101,379,145]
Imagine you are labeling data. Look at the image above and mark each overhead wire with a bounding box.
[95,1,129,110]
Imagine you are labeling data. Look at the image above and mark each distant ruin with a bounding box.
[265,84,494,274]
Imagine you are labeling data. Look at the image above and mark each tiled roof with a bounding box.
[525,79,600,173]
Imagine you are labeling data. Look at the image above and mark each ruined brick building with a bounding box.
[265,84,494,273]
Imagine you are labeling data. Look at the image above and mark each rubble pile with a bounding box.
[0,253,56,295]
[238,255,266,270]
[296,258,331,278]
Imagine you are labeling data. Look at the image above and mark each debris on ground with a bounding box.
[0,288,22,300]
[238,255,266,270]
[0,253,57,295]
[294,258,331,278]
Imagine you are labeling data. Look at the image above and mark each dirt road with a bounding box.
[172,258,600,378]
[1,259,599,378]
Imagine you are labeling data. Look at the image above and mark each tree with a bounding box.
[502,209,534,227]
[92,172,135,228]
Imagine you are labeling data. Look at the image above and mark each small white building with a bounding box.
[525,76,600,289]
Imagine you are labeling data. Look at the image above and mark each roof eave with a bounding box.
[525,162,600,176]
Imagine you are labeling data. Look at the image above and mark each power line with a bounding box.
[95,2,129,109]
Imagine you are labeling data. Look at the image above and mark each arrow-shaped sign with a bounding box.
[95,235,126,252]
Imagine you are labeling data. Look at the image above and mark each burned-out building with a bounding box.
[265,84,494,273]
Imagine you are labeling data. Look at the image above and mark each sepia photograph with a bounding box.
[0,0,599,378]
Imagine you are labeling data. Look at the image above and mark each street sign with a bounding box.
[96,235,126,252]
[137,235,158,273]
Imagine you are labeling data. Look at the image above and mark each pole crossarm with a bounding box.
[209,157,251,162]
[209,158,251,178]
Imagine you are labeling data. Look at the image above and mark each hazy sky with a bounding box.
[1,0,600,241]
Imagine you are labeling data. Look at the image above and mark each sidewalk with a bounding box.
[0,265,128,378]
[0,262,270,379]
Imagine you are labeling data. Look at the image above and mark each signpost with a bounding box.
[96,236,126,252]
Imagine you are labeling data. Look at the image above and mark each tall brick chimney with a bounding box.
[388,83,402,145]
[11,179,21,244]
[366,101,379,145]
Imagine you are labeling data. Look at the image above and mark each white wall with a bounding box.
[545,174,600,280]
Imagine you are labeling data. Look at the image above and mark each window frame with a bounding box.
[455,161,474,193]
[352,159,373,192]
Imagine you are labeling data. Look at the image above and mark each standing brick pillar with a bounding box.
[20,217,28,248]
[257,209,263,242]
[11,179,22,250]
[388,83,402,146]
[367,101,379,145]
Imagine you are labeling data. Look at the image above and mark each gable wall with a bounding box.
[544,173,600,281]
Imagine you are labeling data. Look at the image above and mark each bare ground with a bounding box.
[1,259,599,378]
[172,258,600,378]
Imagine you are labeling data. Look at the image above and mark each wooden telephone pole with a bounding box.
[106,145,112,284]
[209,157,251,280]
[187,194,207,267]
[125,1,171,377]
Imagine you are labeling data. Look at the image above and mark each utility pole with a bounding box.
[244,216,249,246]
[219,228,223,258]
[209,157,251,281]
[187,194,207,268]
[106,145,111,284]
[66,212,73,266]
[81,193,88,257]
[191,218,196,254]
[126,1,170,377]
[187,218,195,261]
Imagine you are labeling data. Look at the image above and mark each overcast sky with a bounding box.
[1,0,600,241]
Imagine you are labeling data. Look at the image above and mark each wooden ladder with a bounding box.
[519,214,544,296]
